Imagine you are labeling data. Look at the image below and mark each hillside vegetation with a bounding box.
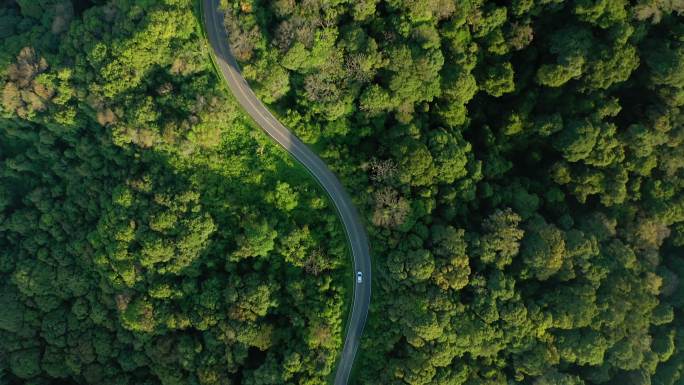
[223,0,684,384]
[0,1,348,384]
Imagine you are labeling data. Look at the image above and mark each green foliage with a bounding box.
[224,0,684,384]
[477,208,524,269]
[520,215,566,280]
[3,0,684,384]
[0,1,348,384]
[9,349,41,379]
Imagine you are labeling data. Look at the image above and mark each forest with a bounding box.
[1,0,684,385]
[0,0,350,384]
[222,0,684,384]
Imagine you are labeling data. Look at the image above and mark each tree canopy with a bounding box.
[0,1,349,384]
[223,0,684,384]
[2,0,684,385]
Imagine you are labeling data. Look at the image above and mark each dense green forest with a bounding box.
[0,1,350,384]
[2,0,684,385]
[222,0,684,384]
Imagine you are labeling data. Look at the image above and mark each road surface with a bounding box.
[202,1,372,384]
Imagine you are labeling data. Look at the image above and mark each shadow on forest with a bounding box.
[71,0,96,16]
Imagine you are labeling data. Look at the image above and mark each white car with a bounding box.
[356,271,363,283]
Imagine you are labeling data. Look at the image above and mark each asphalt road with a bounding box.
[202,1,372,384]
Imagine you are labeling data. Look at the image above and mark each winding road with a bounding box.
[202,1,371,384]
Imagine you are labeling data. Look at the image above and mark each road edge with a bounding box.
[196,1,370,384]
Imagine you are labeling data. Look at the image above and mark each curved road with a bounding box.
[202,1,371,384]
